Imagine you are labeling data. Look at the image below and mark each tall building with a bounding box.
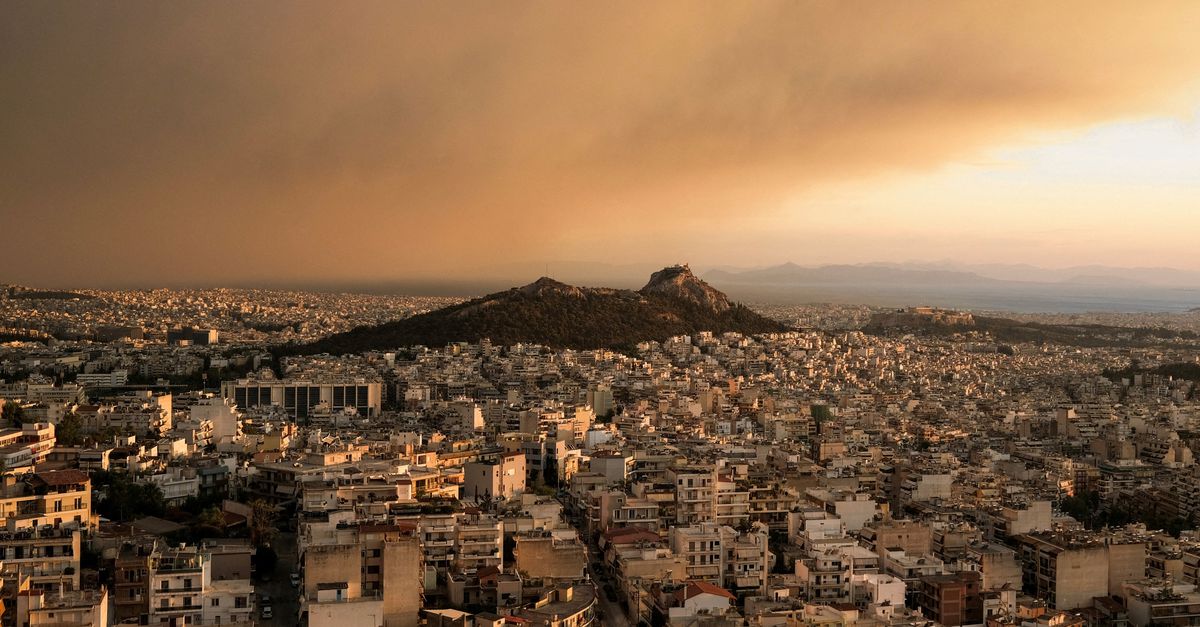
[0,470,95,532]
[670,522,770,598]
[0,527,82,593]
[166,327,218,346]
[463,453,526,502]
[111,539,156,624]
[188,396,242,447]
[0,422,57,469]
[146,544,255,627]
[303,522,423,627]
[14,587,109,627]
[1015,531,1148,610]
[221,376,382,419]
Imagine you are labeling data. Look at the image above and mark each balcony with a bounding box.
[155,604,203,613]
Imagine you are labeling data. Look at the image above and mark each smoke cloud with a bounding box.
[3,2,1199,286]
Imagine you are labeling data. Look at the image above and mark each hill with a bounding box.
[294,265,788,353]
[4,286,95,300]
[1104,362,1200,383]
[863,309,1199,348]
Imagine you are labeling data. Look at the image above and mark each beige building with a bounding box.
[670,522,771,598]
[1015,532,1148,610]
[0,422,56,469]
[463,453,526,502]
[514,530,587,581]
[0,527,81,593]
[454,513,504,573]
[15,587,108,627]
[0,470,95,532]
[303,523,422,627]
[859,519,932,556]
[514,583,597,627]
[76,392,173,437]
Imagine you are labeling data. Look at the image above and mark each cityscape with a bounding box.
[4,4,1200,627]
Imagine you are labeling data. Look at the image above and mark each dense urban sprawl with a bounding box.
[2,287,1200,627]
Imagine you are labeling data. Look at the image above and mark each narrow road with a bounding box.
[257,532,299,627]
[585,547,631,627]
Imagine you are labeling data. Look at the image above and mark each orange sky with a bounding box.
[3,2,1200,287]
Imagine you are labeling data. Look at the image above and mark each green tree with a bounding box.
[248,499,278,546]
[2,402,26,427]
[95,472,166,522]
[810,404,833,432]
[55,413,83,446]
[198,506,225,530]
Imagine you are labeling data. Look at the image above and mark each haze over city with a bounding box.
[11,5,1200,627]
[4,2,1200,289]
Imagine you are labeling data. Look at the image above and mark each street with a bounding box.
[585,546,631,627]
[257,532,300,627]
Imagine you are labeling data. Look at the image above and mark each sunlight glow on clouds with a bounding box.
[762,109,1200,270]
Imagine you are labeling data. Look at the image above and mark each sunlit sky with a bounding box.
[3,2,1200,287]
[545,108,1200,273]
[763,109,1200,268]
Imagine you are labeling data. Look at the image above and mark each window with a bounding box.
[235,597,247,608]
[211,598,220,607]
[161,581,169,591]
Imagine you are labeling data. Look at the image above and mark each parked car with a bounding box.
[289,573,301,587]
[261,606,273,620]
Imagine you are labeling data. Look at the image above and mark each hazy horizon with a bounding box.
[11,258,1200,291]
[8,259,1200,315]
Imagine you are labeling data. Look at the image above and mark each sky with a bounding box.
[3,2,1200,288]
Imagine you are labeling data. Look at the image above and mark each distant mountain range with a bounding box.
[701,262,1200,313]
[294,265,788,353]
[201,261,1200,312]
[705,261,1200,288]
